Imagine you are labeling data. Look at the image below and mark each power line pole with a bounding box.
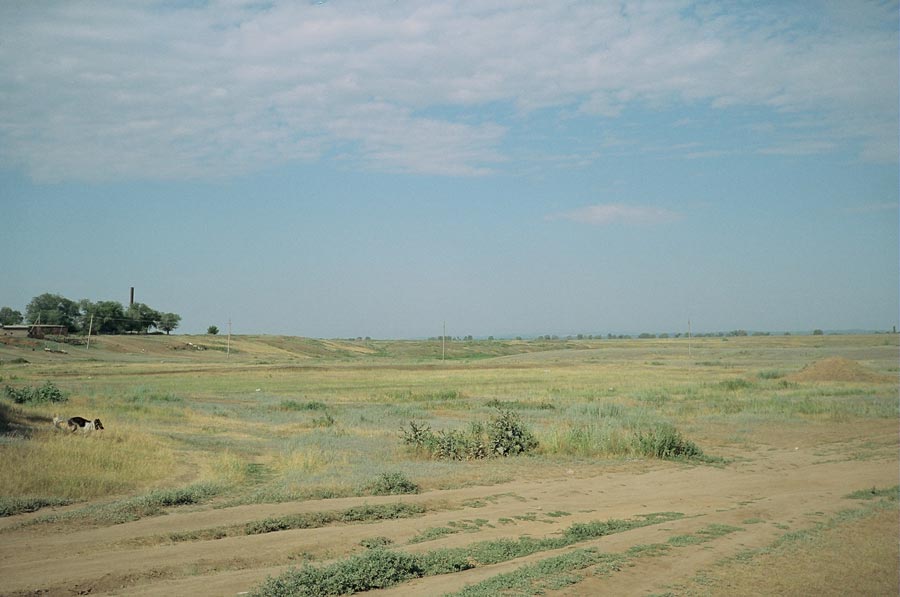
[442,321,446,362]
[688,319,692,360]
[86,314,94,350]
[227,319,232,357]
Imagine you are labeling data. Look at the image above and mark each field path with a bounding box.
[1,425,896,597]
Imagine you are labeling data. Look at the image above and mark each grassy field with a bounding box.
[0,333,897,595]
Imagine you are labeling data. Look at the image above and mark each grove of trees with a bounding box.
[2,293,181,335]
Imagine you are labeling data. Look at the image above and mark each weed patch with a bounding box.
[19,482,222,527]
[0,495,73,517]
[4,381,67,404]
[245,502,426,535]
[635,423,707,460]
[844,485,899,501]
[401,409,538,460]
[253,511,683,596]
[365,472,419,495]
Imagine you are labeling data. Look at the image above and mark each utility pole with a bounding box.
[227,319,232,357]
[442,321,446,362]
[688,319,692,360]
[86,314,94,350]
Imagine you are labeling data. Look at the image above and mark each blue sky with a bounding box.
[2,0,898,338]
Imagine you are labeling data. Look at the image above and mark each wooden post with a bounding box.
[86,314,94,349]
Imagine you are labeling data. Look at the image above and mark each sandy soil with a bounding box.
[1,421,896,597]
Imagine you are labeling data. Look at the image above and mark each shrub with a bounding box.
[0,496,72,517]
[4,381,67,404]
[487,409,538,457]
[635,424,704,460]
[401,410,538,461]
[719,379,754,391]
[278,400,327,411]
[254,548,473,596]
[366,472,420,495]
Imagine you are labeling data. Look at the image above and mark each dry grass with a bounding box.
[0,333,896,510]
[0,427,175,500]
[672,505,899,596]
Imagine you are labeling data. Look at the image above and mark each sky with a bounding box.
[1,0,898,338]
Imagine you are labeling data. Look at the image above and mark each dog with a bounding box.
[66,416,104,433]
[52,414,65,429]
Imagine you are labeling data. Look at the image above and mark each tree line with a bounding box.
[0,293,181,335]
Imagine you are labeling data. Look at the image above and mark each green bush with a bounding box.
[487,409,538,457]
[366,472,420,495]
[635,424,704,460]
[0,496,72,517]
[401,410,538,460]
[4,381,68,404]
[253,548,472,597]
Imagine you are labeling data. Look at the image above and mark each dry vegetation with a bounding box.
[0,333,897,596]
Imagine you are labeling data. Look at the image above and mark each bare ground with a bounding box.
[1,421,896,597]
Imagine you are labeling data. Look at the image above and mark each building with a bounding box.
[0,325,68,339]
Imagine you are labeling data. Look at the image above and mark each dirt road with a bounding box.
[2,422,896,597]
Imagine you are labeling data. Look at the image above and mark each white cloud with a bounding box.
[0,0,895,181]
[549,204,683,226]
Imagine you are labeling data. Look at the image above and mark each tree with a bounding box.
[158,313,181,335]
[812,329,824,336]
[207,325,219,335]
[79,300,126,334]
[125,302,161,334]
[26,293,81,332]
[0,307,23,326]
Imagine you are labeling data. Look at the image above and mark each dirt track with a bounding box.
[2,422,897,597]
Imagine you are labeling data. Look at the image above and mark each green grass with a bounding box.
[246,502,426,535]
[0,495,73,517]
[844,485,899,501]
[10,482,223,528]
[253,512,684,596]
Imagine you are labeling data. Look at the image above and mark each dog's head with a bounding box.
[93,418,104,430]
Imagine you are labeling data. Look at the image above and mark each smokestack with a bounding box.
[130,287,134,306]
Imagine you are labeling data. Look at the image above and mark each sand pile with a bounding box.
[787,357,894,383]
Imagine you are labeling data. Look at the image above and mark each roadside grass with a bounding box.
[252,512,684,596]
[664,491,898,597]
[8,482,223,528]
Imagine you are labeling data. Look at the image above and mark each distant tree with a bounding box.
[158,313,181,335]
[812,329,824,336]
[79,300,127,334]
[207,325,219,335]
[0,307,23,326]
[125,302,161,334]
[26,293,81,332]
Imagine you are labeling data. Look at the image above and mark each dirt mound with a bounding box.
[788,357,894,383]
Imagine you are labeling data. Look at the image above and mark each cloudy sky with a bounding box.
[2,0,897,338]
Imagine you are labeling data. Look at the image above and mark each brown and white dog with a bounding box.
[66,416,104,433]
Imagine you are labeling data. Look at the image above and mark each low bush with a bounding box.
[0,495,72,517]
[365,472,420,495]
[245,502,425,535]
[4,381,67,404]
[253,548,472,597]
[253,512,684,596]
[278,400,328,411]
[401,409,538,460]
[635,424,704,460]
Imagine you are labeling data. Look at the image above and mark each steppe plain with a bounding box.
[0,333,897,596]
